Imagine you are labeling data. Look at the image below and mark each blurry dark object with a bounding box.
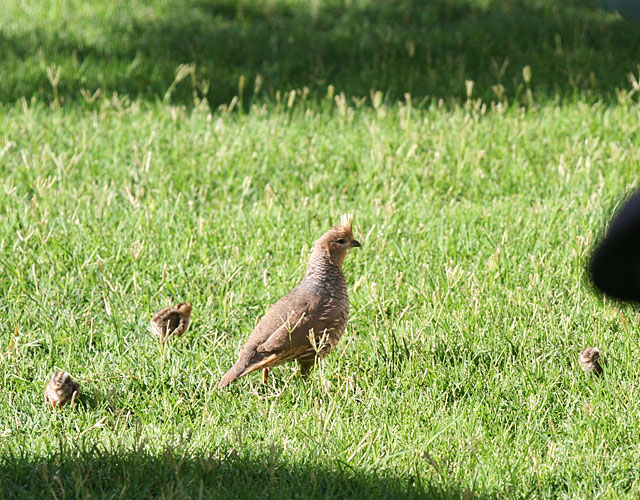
[590,189,640,301]
[599,0,640,20]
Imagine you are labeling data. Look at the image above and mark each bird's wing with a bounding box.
[219,288,339,387]
[165,311,183,330]
[254,292,335,354]
[151,309,182,332]
[151,307,173,322]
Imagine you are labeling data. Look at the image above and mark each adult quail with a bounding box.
[219,215,361,387]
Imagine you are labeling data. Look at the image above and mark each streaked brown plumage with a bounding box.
[578,347,605,376]
[219,215,361,388]
[44,371,79,409]
[150,302,192,341]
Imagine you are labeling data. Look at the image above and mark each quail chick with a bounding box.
[150,302,192,341]
[578,347,605,376]
[219,214,361,388]
[44,371,79,409]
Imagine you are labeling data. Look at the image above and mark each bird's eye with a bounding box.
[336,238,347,244]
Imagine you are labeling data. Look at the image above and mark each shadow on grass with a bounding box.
[0,445,498,499]
[2,0,640,106]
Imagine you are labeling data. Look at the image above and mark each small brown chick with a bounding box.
[44,371,80,409]
[150,302,192,341]
[219,214,361,388]
[578,347,605,376]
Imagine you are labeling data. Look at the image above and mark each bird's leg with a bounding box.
[52,400,57,410]
[70,391,78,406]
[262,367,270,384]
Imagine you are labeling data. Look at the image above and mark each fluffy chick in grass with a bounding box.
[44,371,79,409]
[150,302,192,341]
[578,347,606,377]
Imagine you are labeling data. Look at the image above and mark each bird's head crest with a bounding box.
[333,214,353,234]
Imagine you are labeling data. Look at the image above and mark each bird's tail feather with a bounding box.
[218,364,243,388]
[218,354,278,388]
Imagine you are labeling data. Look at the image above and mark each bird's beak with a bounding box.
[351,240,361,248]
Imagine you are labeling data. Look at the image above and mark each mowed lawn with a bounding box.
[2,1,640,499]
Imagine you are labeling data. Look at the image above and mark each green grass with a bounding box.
[2,0,640,106]
[2,1,640,499]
